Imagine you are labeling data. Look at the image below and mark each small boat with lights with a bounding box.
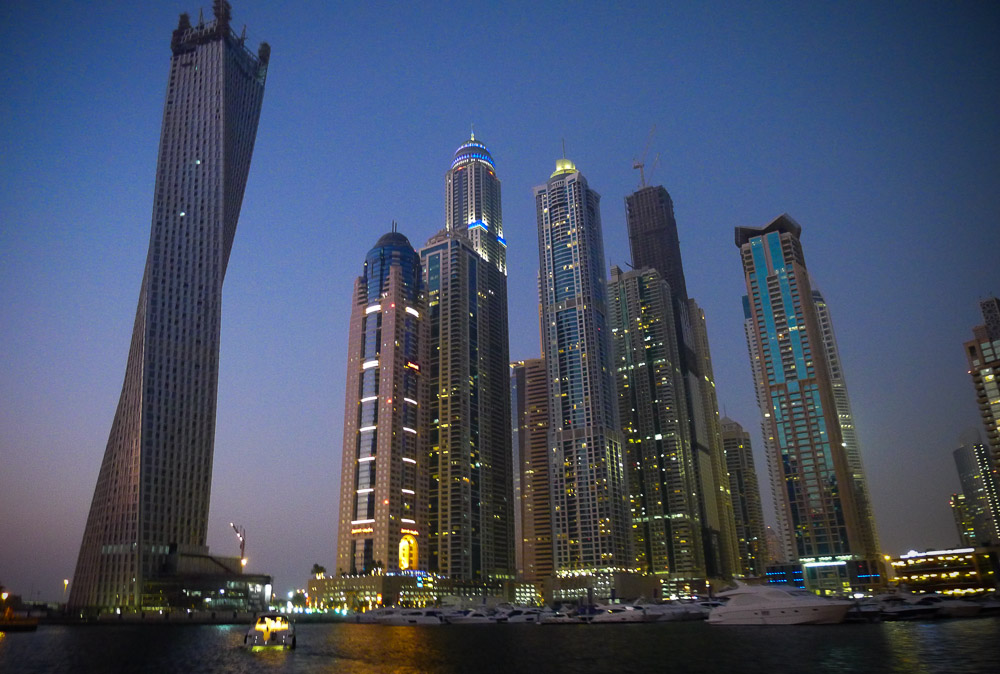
[708,583,852,625]
[245,612,295,649]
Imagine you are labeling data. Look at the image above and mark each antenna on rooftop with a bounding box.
[391,219,398,233]
[561,138,566,158]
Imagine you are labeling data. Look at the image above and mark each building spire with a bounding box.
[470,123,475,141]
[391,219,398,233]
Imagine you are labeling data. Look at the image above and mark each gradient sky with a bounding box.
[1,1,998,601]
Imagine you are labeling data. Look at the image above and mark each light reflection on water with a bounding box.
[1,618,998,674]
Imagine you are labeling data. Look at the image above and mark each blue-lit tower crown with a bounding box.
[446,134,505,273]
[363,230,421,302]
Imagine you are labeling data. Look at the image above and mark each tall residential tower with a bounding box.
[623,185,738,580]
[720,418,766,578]
[736,214,881,593]
[965,297,1000,472]
[608,265,702,583]
[953,433,1000,546]
[511,359,552,582]
[69,2,268,611]
[420,136,513,582]
[336,230,428,576]
[535,158,631,573]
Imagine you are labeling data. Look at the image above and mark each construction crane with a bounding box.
[230,522,247,567]
[632,125,659,188]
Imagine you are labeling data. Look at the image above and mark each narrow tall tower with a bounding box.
[69,2,268,611]
[953,433,1000,546]
[720,418,767,577]
[336,230,428,576]
[420,137,513,582]
[535,158,631,573]
[608,266,703,582]
[511,359,552,582]
[624,185,738,579]
[736,214,882,593]
[811,285,880,558]
[965,297,1000,472]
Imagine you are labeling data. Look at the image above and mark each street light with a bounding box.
[63,579,69,600]
[231,522,247,569]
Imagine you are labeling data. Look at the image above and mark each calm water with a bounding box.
[3,618,1000,674]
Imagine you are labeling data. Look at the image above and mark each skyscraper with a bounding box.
[720,418,766,578]
[336,229,428,576]
[419,136,513,582]
[511,359,552,582]
[608,265,703,581]
[535,158,631,572]
[953,433,1000,546]
[69,2,268,611]
[624,185,738,579]
[950,493,977,547]
[965,297,1000,472]
[811,285,880,559]
[737,214,882,592]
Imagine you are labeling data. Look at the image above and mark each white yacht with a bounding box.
[494,607,544,623]
[708,584,852,625]
[379,608,446,625]
[244,613,295,649]
[636,601,706,622]
[540,610,583,624]
[356,607,403,624]
[444,608,495,624]
[588,604,657,623]
[907,593,981,618]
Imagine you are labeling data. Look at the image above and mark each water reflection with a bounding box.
[0,618,997,674]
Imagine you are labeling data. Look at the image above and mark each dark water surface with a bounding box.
[3,618,999,673]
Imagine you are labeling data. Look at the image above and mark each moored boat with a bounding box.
[587,604,657,624]
[708,583,851,625]
[379,608,446,625]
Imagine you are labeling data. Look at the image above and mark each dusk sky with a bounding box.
[2,0,998,601]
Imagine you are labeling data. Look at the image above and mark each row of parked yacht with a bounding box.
[355,600,715,625]
[351,585,1000,626]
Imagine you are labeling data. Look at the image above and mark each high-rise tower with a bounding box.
[624,185,738,580]
[736,214,882,592]
[953,433,1000,546]
[336,230,428,576]
[535,158,631,572]
[965,297,1000,472]
[69,2,268,611]
[608,265,703,581]
[720,418,766,577]
[420,137,513,582]
[811,285,880,559]
[446,134,506,272]
[511,359,552,582]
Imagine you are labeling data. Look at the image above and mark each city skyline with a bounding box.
[2,1,998,600]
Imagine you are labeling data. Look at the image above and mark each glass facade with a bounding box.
[535,160,631,573]
[737,214,881,592]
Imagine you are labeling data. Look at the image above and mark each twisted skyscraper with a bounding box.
[70,2,268,610]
